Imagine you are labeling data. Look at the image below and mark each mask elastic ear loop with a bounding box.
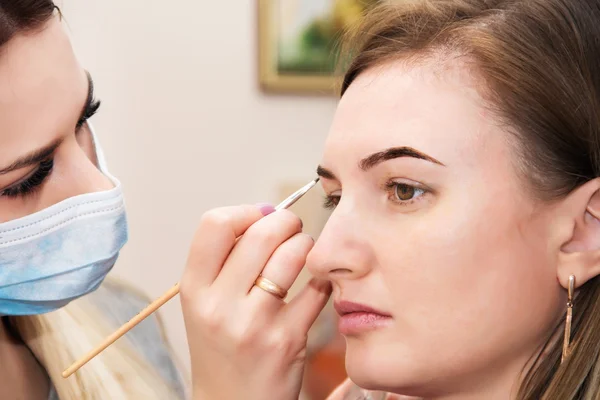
[86,122,121,189]
[86,122,109,173]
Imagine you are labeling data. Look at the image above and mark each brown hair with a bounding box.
[339,0,600,398]
[0,0,56,43]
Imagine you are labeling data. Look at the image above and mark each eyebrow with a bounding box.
[0,72,94,175]
[316,146,445,180]
[359,146,445,170]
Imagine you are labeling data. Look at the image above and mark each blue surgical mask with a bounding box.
[0,124,128,316]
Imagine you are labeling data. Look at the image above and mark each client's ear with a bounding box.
[557,178,600,289]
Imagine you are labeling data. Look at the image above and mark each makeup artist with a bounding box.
[0,3,186,399]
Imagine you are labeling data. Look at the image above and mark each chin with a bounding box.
[345,338,404,391]
[344,338,430,396]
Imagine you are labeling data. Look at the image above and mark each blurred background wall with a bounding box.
[57,0,338,378]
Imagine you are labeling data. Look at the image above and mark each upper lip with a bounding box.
[334,300,392,317]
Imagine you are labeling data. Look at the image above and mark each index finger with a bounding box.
[182,204,274,289]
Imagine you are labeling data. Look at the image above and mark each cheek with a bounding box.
[371,190,561,371]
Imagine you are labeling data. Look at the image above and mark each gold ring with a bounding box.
[254,275,287,300]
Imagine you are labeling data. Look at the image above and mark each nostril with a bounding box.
[329,268,354,275]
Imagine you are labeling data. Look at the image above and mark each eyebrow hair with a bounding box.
[316,146,445,180]
[0,72,94,175]
[316,165,337,180]
[359,146,445,170]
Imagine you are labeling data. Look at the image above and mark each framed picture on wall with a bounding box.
[257,0,380,95]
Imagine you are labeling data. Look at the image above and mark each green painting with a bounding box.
[277,0,380,76]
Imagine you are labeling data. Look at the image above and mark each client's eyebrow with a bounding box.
[316,146,445,180]
[359,146,445,170]
[316,165,337,180]
[0,72,95,175]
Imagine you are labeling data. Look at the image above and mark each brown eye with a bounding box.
[394,184,416,201]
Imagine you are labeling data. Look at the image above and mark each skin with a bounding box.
[0,16,111,223]
[182,57,600,400]
[311,60,559,397]
[0,15,109,399]
[308,60,600,399]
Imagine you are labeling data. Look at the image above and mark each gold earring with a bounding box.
[561,274,576,364]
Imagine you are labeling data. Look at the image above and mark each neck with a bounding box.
[0,317,49,400]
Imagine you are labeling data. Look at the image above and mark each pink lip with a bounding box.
[334,301,392,335]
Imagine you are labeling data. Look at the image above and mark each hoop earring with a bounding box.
[561,274,576,364]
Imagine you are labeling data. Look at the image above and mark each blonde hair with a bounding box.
[8,280,184,399]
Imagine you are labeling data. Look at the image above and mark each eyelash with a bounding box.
[1,98,101,199]
[1,159,54,198]
[76,98,101,129]
[323,181,429,209]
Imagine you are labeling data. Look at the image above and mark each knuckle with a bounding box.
[244,210,304,247]
[199,209,232,230]
[195,296,225,333]
[179,280,195,303]
[278,209,303,231]
[283,246,308,267]
[229,321,260,350]
[265,327,297,355]
[248,224,279,245]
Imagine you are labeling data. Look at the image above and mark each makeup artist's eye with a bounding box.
[0,159,54,199]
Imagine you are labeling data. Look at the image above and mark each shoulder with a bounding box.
[85,278,187,398]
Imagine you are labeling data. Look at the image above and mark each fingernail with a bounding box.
[256,203,276,216]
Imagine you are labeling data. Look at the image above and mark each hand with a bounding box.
[180,204,332,400]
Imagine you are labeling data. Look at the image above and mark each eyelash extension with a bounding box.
[1,159,54,199]
[76,98,101,129]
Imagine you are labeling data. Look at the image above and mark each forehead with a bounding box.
[322,59,505,171]
[0,16,87,163]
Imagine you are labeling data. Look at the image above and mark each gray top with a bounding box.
[47,280,186,399]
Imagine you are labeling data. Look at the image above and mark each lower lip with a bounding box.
[338,312,392,335]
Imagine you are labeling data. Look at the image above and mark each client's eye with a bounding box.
[322,181,430,210]
[393,183,424,201]
[323,194,340,209]
[0,159,54,199]
[388,182,427,205]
